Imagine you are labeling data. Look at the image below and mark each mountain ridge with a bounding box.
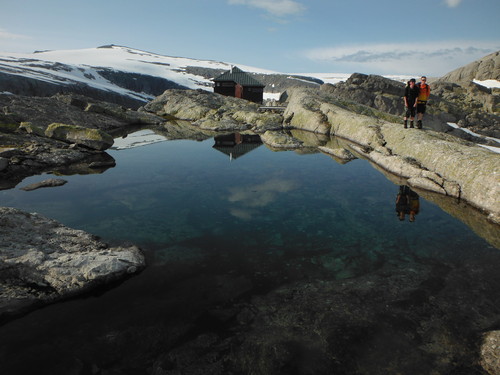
[0,45,409,108]
[0,45,324,108]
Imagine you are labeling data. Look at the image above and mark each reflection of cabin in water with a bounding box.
[213,66,265,104]
[213,133,262,161]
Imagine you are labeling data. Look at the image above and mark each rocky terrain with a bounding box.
[1,79,499,222]
[320,72,500,140]
[0,207,145,322]
[438,50,500,83]
[139,87,500,225]
[0,51,499,374]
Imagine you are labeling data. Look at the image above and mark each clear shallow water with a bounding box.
[0,133,499,374]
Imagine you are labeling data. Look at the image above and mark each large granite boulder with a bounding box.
[439,50,500,83]
[45,123,114,150]
[142,89,283,133]
[319,73,405,117]
[0,207,145,319]
[283,87,500,223]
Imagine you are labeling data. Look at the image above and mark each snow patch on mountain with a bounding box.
[0,45,417,103]
[473,79,500,89]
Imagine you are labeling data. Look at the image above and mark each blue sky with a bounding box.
[1,0,499,76]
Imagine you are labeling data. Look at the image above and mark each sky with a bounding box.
[1,0,499,76]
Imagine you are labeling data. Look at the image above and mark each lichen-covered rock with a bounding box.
[283,87,500,223]
[260,131,303,150]
[283,88,331,134]
[0,93,165,133]
[143,89,282,133]
[0,207,145,318]
[18,121,45,136]
[45,122,114,150]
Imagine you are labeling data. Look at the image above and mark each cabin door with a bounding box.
[235,84,243,99]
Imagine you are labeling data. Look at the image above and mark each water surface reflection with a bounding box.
[0,130,498,374]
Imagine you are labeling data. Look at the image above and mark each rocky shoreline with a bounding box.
[0,74,499,374]
[1,83,499,312]
[139,86,499,224]
[0,207,145,322]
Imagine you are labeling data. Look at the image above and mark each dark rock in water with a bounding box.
[0,92,161,187]
[20,178,68,191]
[0,157,7,171]
[88,160,116,169]
[0,131,116,190]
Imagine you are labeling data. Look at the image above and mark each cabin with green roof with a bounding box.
[213,66,265,104]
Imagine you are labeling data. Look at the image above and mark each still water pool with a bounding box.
[0,132,499,374]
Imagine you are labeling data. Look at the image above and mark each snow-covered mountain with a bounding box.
[0,45,240,105]
[0,45,408,108]
[4,44,496,110]
[0,45,317,107]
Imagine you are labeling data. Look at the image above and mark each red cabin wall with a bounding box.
[214,81,264,104]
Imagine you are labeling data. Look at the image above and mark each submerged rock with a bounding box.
[20,178,67,191]
[0,207,145,320]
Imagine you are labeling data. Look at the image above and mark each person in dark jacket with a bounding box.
[403,78,419,128]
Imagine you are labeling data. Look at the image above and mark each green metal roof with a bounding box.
[213,66,265,87]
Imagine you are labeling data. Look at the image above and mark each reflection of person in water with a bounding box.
[396,185,420,222]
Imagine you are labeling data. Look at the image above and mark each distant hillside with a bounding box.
[438,50,500,84]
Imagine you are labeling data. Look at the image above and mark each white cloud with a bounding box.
[0,29,34,53]
[444,0,462,7]
[303,41,500,76]
[0,29,29,40]
[227,0,305,17]
[228,178,297,219]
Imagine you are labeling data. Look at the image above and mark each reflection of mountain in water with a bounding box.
[213,133,262,161]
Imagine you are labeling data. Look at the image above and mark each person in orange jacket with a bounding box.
[416,76,431,129]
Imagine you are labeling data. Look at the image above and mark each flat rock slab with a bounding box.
[0,207,145,319]
[20,178,68,191]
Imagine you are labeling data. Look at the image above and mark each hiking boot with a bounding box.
[409,121,414,128]
[417,120,422,129]
[403,120,407,128]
